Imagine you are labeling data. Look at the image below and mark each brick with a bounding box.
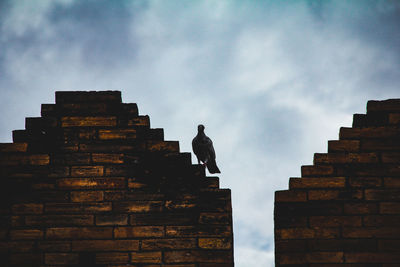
[198,237,232,249]
[275,215,308,228]
[165,199,198,211]
[10,229,43,240]
[142,238,196,250]
[389,113,400,124]
[344,203,378,214]
[350,177,382,187]
[114,226,164,238]
[0,241,35,252]
[275,228,340,239]
[301,165,334,177]
[51,153,91,165]
[98,129,137,140]
[328,140,360,152]
[96,252,129,264]
[361,139,400,152]
[380,202,400,214]
[0,154,49,165]
[340,126,400,139]
[166,226,232,237]
[365,189,400,200]
[275,240,308,252]
[12,203,43,214]
[275,190,307,202]
[289,177,346,189]
[61,116,117,127]
[70,191,104,202]
[308,239,376,252]
[164,250,232,263]
[38,241,71,252]
[278,252,344,264]
[96,214,128,225]
[147,141,179,152]
[113,201,163,213]
[384,177,400,187]
[46,227,113,239]
[382,152,400,163]
[309,216,362,227]
[80,143,140,153]
[367,99,400,112]
[343,227,400,238]
[345,252,400,263]
[308,190,362,201]
[314,153,378,164]
[127,178,148,189]
[71,166,104,176]
[72,240,139,251]
[56,91,122,103]
[0,143,27,152]
[364,215,400,226]
[58,177,125,189]
[130,213,197,225]
[275,202,343,216]
[131,251,162,264]
[199,213,231,225]
[45,253,79,265]
[378,240,400,251]
[9,253,42,265]
[45,202,112,214]
[92,153,124,164]
[124,115,150,127]
[26,215,94,226]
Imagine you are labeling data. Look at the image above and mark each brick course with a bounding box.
[275,98,400,266]
[0,91,234,266]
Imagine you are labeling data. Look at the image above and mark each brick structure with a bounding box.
[275,99,400,266]
[0,91,234,266]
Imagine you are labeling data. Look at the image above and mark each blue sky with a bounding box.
[1,1,400,266]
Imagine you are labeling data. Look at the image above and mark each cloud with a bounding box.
[1,1,400,266]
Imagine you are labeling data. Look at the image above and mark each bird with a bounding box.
[192,124,221,174]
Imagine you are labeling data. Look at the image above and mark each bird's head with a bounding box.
[198,124,205,132]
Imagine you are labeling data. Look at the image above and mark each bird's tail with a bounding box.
[206,159,221,174]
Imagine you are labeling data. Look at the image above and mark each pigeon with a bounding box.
[192,124,221,174]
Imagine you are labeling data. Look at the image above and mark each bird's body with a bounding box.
[192,124,221,174]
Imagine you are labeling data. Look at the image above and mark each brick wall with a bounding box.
[275,99,400,266]
[0,91,234,267]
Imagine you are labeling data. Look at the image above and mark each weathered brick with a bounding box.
[340,126,400,139]
[9,253,42,265]
[308,239,377,252]
[166,226,232,237]
[130,213,197,226]
[328,140,360,152]
[289,177,346,189]
[278,252,344,264]
[96,252,129,264]
[147,141,179,152]
[114,226,164,238]
[382,152,400,163]
[12,203,43,214]
[364,215,400,226]
[345,252,400,263]
[58,177,125,189]
[70,191,104,202]
[380,202,400,214]
[0,241,35,252]
[308,190,362,201]
[389,113,400,124]
[384,177,400,187]
[164,250,232,263]
[365,189,400,201]
[367,99,400,113]
[46,227,113,239]
[0,154,49,165]
[142,238,196,250]
[71,240,139,251]
[198,237,232,249]
[378,240,400,251]
[92,153,124,164]
[309,216,362,227]
[344,203,378,214]
[10,229,43,240]
[350,177,382,187]
[275,190,307,202]
[51,153,91,165]
[113,201,163,213]
[37,241,71,252]
[61,116,117,127]
[342,227,400,238]
[71,166,104,176]
[124,115,150,127]
[45,253,79,265]
[26,215,94,226]
[314,153,378,164]
[361,139,400,152]
[45,202,112,214]
[56,91,122,103]
[96,214,128,225]
[199,213,231,225]
[275,240,308,252]
[131,251,162,264]
[301,165,334,177]
[275,202,343,216]
[275,228,340,239]
[98,129,137,140]
[0,143,27,152]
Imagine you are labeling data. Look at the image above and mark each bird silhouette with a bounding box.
[192,124,221,174]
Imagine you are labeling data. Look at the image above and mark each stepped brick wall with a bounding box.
[0,91,234,267]
[275,99,400,266]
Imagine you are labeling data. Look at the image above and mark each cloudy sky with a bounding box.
[1,0,400,265]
